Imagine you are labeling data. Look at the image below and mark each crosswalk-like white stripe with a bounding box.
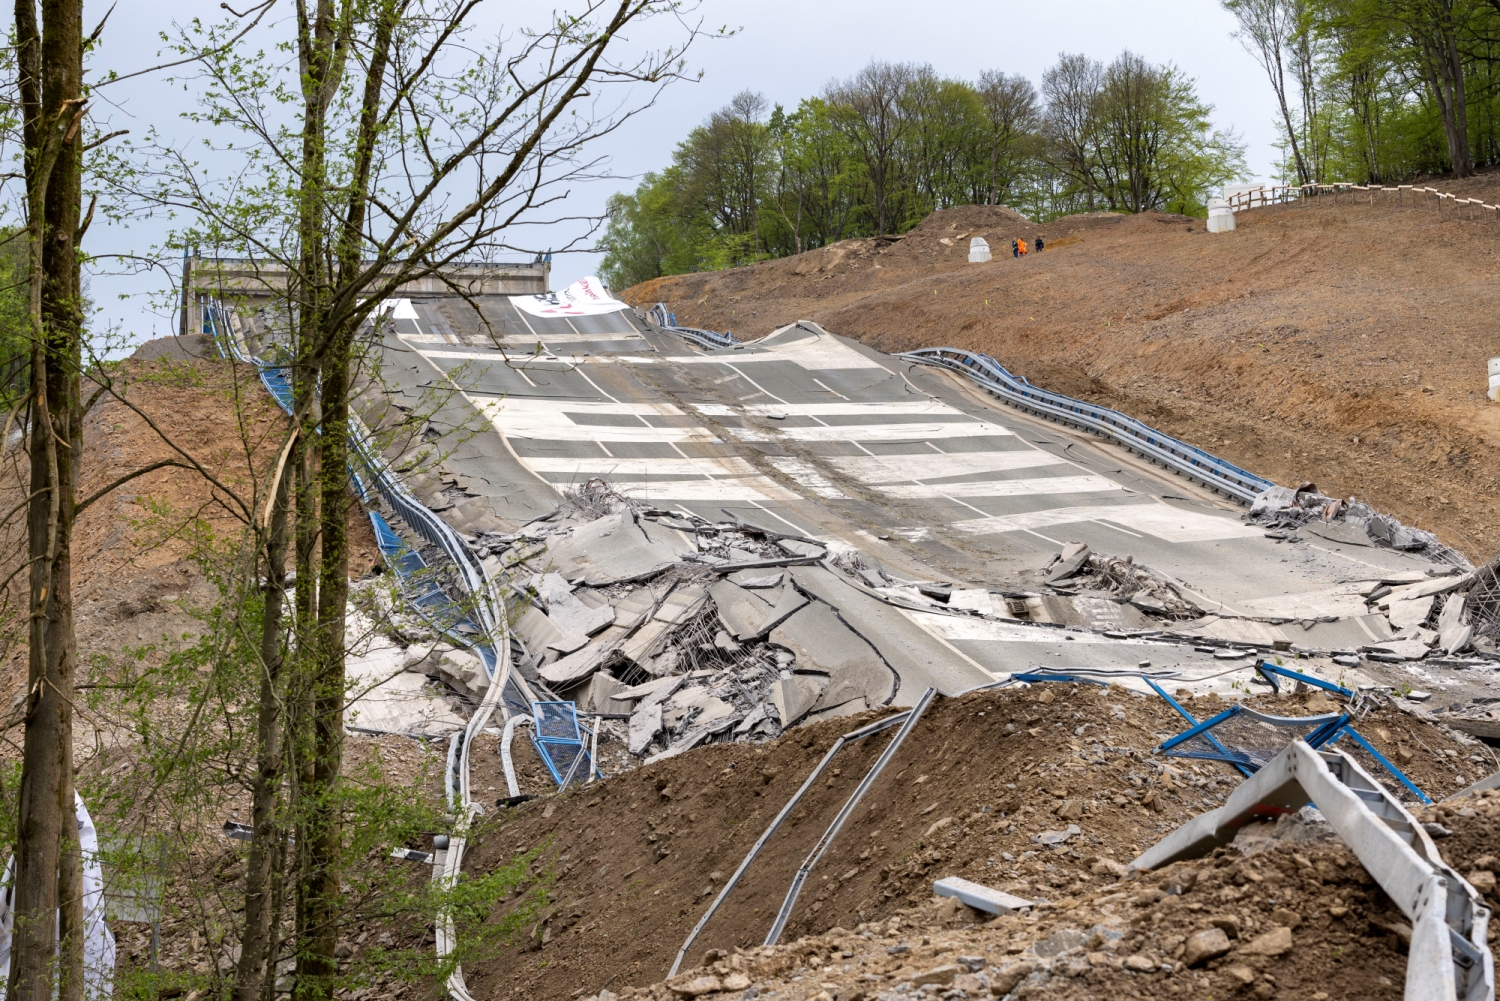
[764,457,848,498]
[951,503,1264,542]
[727,422,1012,442]
[524,456,760,477]
[693,401,967,417]
[824,451,1067,483]
[879,475,1122,499]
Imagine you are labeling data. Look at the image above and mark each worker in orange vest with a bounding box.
[1018,238,1028,255]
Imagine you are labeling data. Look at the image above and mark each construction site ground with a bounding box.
[624,191,1500,561]
[466,683,1499,1001]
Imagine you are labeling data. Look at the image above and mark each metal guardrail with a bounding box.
[202,300,507,671]
[897,346,1274,503]
[1133,740,1493,1001]
[647,302,739,349]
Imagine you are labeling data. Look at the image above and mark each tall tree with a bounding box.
[1042,53,1105,210]
[826,61,919,235]
[11,0,86,998]
[1225,0,1317,183]
[975,70,1041,205]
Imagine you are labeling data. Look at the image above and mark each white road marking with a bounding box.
[878,475,1122,499]
[951,503,1263,542]
[824,451,1067,482]
[727,422,1013,443]
[524,456,761,478]
[764,457,848,498]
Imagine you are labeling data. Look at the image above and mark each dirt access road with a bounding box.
[625,194,1500,561]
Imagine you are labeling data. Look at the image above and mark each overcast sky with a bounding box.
[82,0,1281,349]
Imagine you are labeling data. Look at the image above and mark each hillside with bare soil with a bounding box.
[624,197,1500,559]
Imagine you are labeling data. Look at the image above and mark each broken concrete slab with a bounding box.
[804,696,868,724]
[788,565,992,700]
[753,582,811,640]
[628,702,664,755]
[1302,520,1372,547]
[577,672,631,714]
[735,703,770,734]
[769,601,895,710]
[708,580,773,640]
[536,572,616,637]
[1168,615,1287,647]
[1440,623,1474,655]
[776,539,826,559]
[610,586,659,630]
[544,511,683,585]
[653,584,708,625]
[1364,639,1430,660]
[537,640,611,687]
[1386,594,1436,631]
[770,674,826,727]
[614,675,684,704]
[1040,595,1151,631]
[728,569,783,588]
[947,589,1003,616]
[932,876,1033,916]
[513,604,582,655]
[620,619,674,668]
[1046,544,1091,583]
[1284,613,1393,650]
[663,687,735,731]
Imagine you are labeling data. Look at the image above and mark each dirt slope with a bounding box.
[624,199,1500,559]
[464,683,1486,1000]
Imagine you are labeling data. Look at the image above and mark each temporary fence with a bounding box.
[528,701,600,787]
[896,347,1274,503]
[1226,181,1500,223]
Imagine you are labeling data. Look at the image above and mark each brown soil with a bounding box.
[0,350,381,701]
[462,683,1484,1000]
[624,198,1500,560]
[623,791,1500,1001]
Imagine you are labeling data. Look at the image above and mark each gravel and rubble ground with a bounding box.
[607,788,1500,1001]
[461,682,1495,1001]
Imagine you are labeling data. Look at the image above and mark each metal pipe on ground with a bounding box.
[666,707,918,978]
[764,687,938,947]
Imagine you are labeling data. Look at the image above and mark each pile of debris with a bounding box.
[1248,481,1469,566]
[449,481,896,763]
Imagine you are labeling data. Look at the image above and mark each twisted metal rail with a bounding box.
[647,302,739,349]
[203,297,524,1001]
[897,346,1273,503]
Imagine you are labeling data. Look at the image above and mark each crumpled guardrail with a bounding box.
[203,298,521,1001]
[897,346,1274,504]
[648,302,739,349]
[1133,740,1493,1001]
[204,302,507,669]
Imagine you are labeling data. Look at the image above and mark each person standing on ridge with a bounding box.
[1036,236,1045,252]
[1018,238,1028,255]
[1011,238,1019,258]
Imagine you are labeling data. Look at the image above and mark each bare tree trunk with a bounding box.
[11,1,84,998]
[233,461,292,1001]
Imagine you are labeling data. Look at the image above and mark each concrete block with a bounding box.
[931,876,1032,915]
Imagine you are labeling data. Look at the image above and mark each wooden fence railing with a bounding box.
[1226,182,1500,220]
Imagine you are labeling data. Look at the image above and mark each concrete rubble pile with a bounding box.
[451,480,901,762]
[1248,481,1467,565]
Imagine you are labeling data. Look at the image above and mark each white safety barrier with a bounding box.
[968,237,992,263]
[1206,197,1235,233]
[1488,359,1500,402]
[1132,740,1493,1001]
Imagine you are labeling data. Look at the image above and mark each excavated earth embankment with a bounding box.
[464,682,1492,1001]
[624,198,1500,559]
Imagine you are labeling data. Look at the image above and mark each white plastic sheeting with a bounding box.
[0,794,117,1001]
[512,276,627,318]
